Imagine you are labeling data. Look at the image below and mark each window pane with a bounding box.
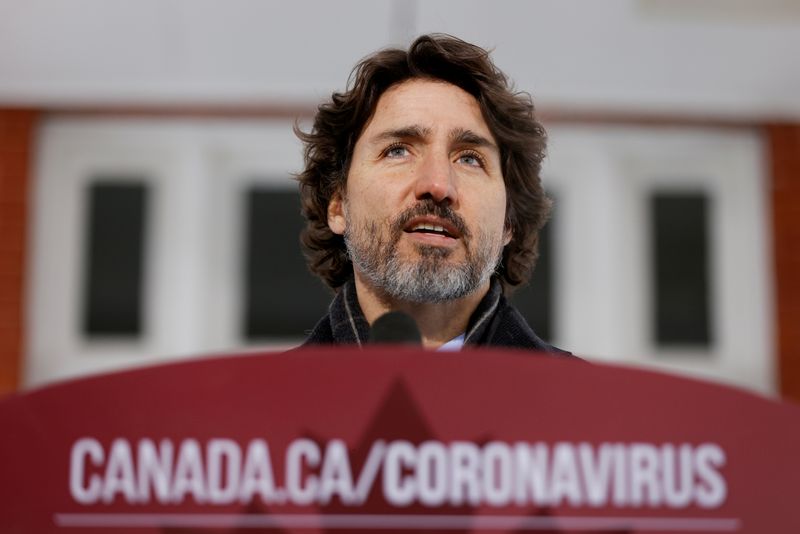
[510,216,553,342]
[82,181,149,337]
[651,192,712,347]
[243,188,331,339]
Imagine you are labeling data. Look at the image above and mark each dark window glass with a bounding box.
[243,188,331,339]
[510,216,554,342]
[651,192,712,348]
[82,181,149,337]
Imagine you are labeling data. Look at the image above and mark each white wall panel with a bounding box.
[0,0,799,117]
[416,0,800,119]
[0,0,396,104]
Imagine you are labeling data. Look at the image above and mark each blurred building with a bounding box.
[0,0,798,401]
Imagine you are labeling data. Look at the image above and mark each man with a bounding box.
[296,34,569,355]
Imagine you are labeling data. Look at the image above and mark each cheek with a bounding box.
[483,191,510,246]
[350,176,408,216]
[342,192,390,232]
[483,187,508,229]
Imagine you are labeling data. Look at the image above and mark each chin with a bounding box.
[411,243,455,259]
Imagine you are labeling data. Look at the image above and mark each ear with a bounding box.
[502,222,513,247]
[327,192,346,235]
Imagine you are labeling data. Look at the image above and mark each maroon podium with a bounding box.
[1,347,799,532]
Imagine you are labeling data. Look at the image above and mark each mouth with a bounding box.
[402,216,462,240]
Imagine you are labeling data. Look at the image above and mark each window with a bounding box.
[243,188,331,339]
[650,192,711,348]
[510,215,554,342]
[82,181,149,338]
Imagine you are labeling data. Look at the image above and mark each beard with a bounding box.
[343,200,504,303]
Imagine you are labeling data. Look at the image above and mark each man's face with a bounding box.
[327,78,511,302]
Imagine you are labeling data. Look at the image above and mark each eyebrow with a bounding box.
[449,127,498,152]
[370,125,432,143]
[369,125,498,152]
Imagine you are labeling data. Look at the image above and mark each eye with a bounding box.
[457,150,485,168]
[383,143,410,159]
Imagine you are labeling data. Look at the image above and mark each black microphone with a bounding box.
[368,311,422,345]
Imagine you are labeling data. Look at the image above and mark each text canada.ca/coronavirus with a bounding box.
[70,438,727,509]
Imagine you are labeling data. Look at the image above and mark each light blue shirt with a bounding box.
[436,333,466,352]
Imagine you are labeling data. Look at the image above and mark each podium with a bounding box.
[1,347,799,532]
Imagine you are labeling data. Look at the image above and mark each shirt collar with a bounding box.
[436,333,466,352]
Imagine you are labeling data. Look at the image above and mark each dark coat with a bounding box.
[303,278,574,357]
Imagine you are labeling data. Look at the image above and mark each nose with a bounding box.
[413,152,459,206]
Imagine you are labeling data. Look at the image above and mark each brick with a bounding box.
[0,237,26,253]
[768,123,800,402]
[0,327,22,348]
[0,304,21,328]
[0,156,31,177]
[0,108,35,395]
[0,175,28,199]
[0,206,27,224]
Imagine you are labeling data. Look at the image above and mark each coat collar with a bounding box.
[322,277,505,347]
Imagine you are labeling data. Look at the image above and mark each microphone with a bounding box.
[368,311,422,345]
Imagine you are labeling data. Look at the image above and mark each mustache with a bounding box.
[392,199,470,240]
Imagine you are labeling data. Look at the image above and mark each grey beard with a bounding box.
[344,218,501,304]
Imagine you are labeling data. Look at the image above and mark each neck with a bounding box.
[352,272,490,349]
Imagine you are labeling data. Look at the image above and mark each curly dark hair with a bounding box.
[295,33,550,293]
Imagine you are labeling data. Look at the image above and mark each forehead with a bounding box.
[359,78,495,143]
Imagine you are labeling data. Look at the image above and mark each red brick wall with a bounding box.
[767,124,800,403]
[0,109,36,396]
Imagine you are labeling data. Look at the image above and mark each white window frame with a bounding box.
[545,125,774,395]
[27,117,302,387]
